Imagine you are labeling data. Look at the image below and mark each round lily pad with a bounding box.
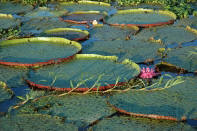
[105,9,176,28]
[135,25,197,46]
[0,114,78,131]
[43,28,89,41]
[0,81,13,103]
[24,7,68,20]
[0,14,20,30]
[26,54,140,92]
[0,37,82,68]
[59,1,112,12]
[92,116,196,131]
[0,2,33,14]
[83,40,164,63]
[108,76,197,120]
[14,94,115,127]
[21,17,71,36]
[89,25,139,40]
[161,46,197,72]
[60,11,107,24]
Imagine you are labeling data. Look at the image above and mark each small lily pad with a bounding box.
[161,46,197,72]
[14,94,115,127]
[27,54,140,91]
[21,17,71,36]
[108,77,197,120]
[0,2,33,14]
[92,116,196,131]
[43,28,89,41]
[0,14,20,30]
[0,81,13,103]
[0,114,78,131]
[60,11,107,24]
[83,40,164,63]
[0,37,81,67]
[89,25,138,40]
[106,9,176,27]
[135,25,197,46]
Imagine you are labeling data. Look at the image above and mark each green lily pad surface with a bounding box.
[28,54,140,88]
[163,46,197,72]
[83,40,164,62]
[14,94,115,127]
[92,116,196,131]
[21,18,71,35]
[106,9,175,25]
[108,76,197,120]
[0,81,13,103]
[0,14,20,30]
[0,37,81,64]
[135,25,197,45]
[59,1,112,12]
[89,25,138,40]
[0,114,78,131]
[0,2,33,14]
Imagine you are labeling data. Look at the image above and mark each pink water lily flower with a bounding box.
[139,67,160,79]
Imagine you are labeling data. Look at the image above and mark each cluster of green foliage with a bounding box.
[0,28,20,40]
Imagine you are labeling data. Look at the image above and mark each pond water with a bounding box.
[0,1,197,130]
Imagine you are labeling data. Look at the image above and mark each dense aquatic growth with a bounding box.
[105,9,176,28]
[0,114,78,131]
[21,17,71,36]
[108,76,197,121]
[92,115,196,131]
[0,81,13,103]
[0,2,33,14]
[14,94,116,127]
[26,54,140,92]
[135,25,197,46]
[0,37,82,68]
[43,28,89,41]
[0,14,20,30]
[60,11,108,24]
[83,40,164,63]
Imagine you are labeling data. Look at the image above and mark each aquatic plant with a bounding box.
[0,28,20,40]
[139,67,160,79]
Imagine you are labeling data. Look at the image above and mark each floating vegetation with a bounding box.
[108,76,197,121]
[0,81,13,103]
[60,11,107,24]
[26,54,140,92]
[0,37,81,68]
[0,13,20,30]
[0,114,78,131]
[83,40,164,63]
[105,9,176,28]
[43,28,89,41]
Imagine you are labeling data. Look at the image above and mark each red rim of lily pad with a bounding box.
[0,37,82,68]
[105,9,176,28]
[59,11,108,24]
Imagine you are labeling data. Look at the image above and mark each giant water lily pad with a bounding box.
[89,25,138,40]
[43,28,89,41]
[60,11,107,24]
[83,40,164,63]
[0,14,20,30]
[14,94,115,127]
[92,116,196,131]
[24,7,68,20]
[59,1,112,12]
[0,81,13,103]
[27,54,140,91]
[0,114,77,131]
[135,25,197,46]
[0,37,81,67]
[0,2,33,14]
[21,18,71,36]
[108,76,197,120]
[160,46,197,72]
[105,9,176,27]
